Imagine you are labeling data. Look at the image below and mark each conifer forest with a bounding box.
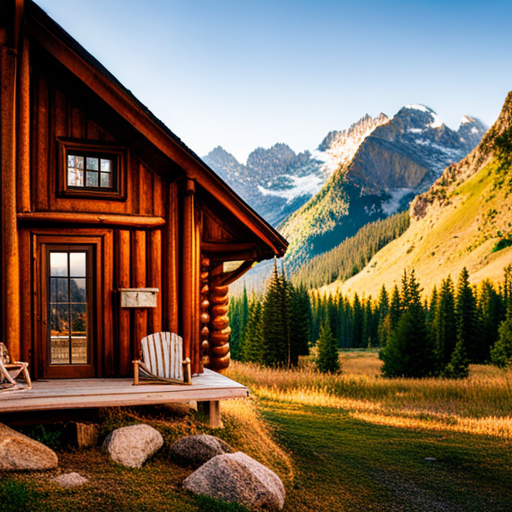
[229,264,512,378]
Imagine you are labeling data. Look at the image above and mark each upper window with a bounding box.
[58,140,126,200]
[67,154,114,189]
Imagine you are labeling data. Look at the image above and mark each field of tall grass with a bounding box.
[226,351,512,439]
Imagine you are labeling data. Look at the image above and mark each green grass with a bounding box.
[260,400,512,511]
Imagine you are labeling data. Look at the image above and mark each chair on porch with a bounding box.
[0,343,32,391]
[133,332,192,386]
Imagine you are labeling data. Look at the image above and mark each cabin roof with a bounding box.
[26,0,288,258]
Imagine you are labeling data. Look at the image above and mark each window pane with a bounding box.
[50,303,69,337]
[50,253,68,277]
[100,173,112,188]
[70,253,86,277]
[86,171,99,187]
[75,156,84,169]
[101,159,111,172]
[71,303,87,336]
[76,170,84,186]
[71,337,88,364]
[70,278,86,302]
[68,168,77,187]
[51,336,70,364]
[86,157,99,170]
[68,155,75,167]
[50,278,68,303]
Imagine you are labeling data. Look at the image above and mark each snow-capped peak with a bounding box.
[460,115,473,125]
[404,104,433,113]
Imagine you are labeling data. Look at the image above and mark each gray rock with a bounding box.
[51,472,88,488]
[0,422,58,471]
[183,452,285,510]
[171,434,233,467]
[103,424,163,468]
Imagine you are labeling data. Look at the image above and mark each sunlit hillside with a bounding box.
[323,92,512,298]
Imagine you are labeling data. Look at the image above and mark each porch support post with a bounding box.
[182,178,198,372]
[0,3,22,360]
[165,182,179,333]
[198,400,222,428]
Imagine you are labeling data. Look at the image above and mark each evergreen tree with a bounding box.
[432,276,457,372]
[316,317,341,373]
[477,279,503,362]
[352,293,363,348]
[455,267,480,363]
[229,294,243,361]
[389,284,402,332]
[490,313,512,367]
[380,270,434,378]
[444,337,470,379]
[240,286,250,342]
[289,284,312,361]
[261,260,289,366]
[241,297,264,363]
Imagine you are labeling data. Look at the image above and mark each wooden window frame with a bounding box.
[57,138,127,200]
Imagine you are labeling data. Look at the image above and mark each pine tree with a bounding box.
[490,312,512,368]
[241,297,264,363]
[389,284,402,332]
[229,294,242,361]
[352,293,363,348]
[289,284,312,361]
[432,276,457,372]
[380,270,434,378]
[444,337,470,379]
[261,260,288,366]
[455,267,479,364]
[478,279,504,362]
[316,317,341,373]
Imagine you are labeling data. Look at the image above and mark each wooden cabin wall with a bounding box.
[18,66,170,378]
[30,73,166,218]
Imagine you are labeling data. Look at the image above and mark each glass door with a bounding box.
[45,245,95,378]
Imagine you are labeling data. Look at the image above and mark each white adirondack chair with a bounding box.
[133,332,192,385]
[0,343,32,391]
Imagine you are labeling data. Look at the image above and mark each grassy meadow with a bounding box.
[2,352,512,511]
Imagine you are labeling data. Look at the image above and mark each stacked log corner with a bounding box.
[207,263,231,372]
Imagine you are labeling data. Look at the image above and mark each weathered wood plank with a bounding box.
[117,230,131,375]
[17,212,166,227]
[0,370,247,413]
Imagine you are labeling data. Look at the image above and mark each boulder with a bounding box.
[0,423,58,471]
[183,452,285,510]
[171,434,233,467]
[51,472,88,488]
[103,424,163,468]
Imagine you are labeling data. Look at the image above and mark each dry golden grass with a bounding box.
[226,352,512,439]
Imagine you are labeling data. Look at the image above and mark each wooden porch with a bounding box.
[0,369,248,426]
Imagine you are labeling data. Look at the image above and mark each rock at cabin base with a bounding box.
[0,423,58,471]
[171,434,233,467]
[183,452,285,511]
[103,424,163,468]
[51,472,89,488]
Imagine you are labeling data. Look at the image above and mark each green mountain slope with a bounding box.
[329,92,512,298]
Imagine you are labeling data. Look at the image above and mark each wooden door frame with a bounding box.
[31,228,114,379]
[42,243,95,378]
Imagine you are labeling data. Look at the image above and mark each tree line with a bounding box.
[229,262,512,377]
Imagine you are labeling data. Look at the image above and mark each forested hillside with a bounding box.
[291,211,410,289]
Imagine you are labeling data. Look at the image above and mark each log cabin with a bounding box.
[0,0,287,415]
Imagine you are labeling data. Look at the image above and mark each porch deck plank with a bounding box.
[0,369,248,413]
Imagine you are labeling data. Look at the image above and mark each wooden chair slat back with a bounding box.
[141,332,183,380]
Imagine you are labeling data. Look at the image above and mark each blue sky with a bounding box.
[37,0,512,163]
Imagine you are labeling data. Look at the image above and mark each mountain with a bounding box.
[280,105,487,270]
[329,92,512,298]
[203,113,389,226]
